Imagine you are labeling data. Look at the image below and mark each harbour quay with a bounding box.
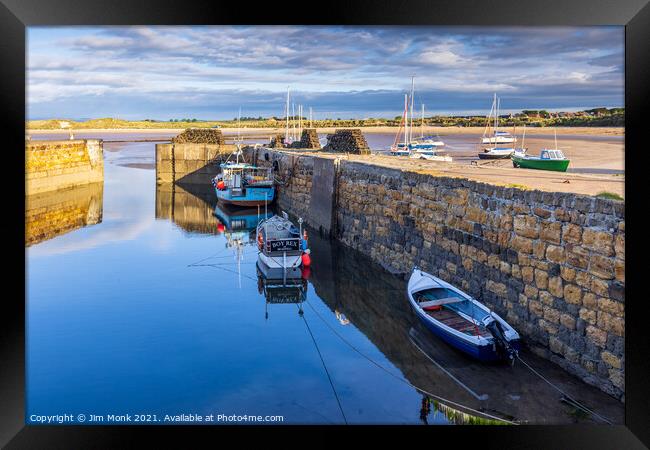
[240,143,625,402]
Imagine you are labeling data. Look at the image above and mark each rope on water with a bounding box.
[516,355,613,425]
[298,303,348,424]
[303,300,517,425]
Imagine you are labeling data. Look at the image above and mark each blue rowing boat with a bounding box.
[407,268,520,362]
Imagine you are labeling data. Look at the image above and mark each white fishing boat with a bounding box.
[481,94,517,144]
[256,212,310,271]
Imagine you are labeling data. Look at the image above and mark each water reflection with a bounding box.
[26,182,103,247]
[155,182,220,235]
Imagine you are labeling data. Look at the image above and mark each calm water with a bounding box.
[25,136,624,425]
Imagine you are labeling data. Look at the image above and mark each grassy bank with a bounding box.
[27,108,624,131]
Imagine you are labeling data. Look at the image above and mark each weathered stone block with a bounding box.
[589,254,615,280]
[582,229,614,256]
[535,269,549,290]
[514,215,539,239]
[586,325,607,347]
[511,235,533,254]
[564,284,582,305]
[540,221,562,244]
[548,276,563,298]
[562,223,582,244]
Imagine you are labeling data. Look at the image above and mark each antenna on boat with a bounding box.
[521,125,526,151]
[554,128,558,150]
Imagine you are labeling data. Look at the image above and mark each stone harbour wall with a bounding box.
[248,148,626,401]
[156,143,236,184]
[26,140,104,194]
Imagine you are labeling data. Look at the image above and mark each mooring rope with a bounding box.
[303,300,517,425]
[298,303,348,424]
[515,355,613,424]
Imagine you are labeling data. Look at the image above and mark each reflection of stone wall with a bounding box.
[25,182,103,246]
[26,140,104,194]
[245,147,626,401]
[155,183,220,235]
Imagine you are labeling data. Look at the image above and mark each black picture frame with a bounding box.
[2,0,648,447]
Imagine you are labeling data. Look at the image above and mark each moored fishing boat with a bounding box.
[512,149,570,172]
[407,267,520,363]
[511,129,570,172]
[212,145,276,207]
[256,212,311,271]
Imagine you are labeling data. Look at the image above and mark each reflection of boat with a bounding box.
[213,203,272,235]
[257,262,307,319]
[256,212,309,270]
[407,268,520,363]
[212,145,275,207]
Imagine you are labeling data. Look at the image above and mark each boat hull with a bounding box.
[258,251,302,270]
[412,305,520,361]
[482,137,516,144]
[216,186,275,206]
[512,156,570,172]
[478,152,512,160]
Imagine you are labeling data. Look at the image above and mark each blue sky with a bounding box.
[27,26,624,121]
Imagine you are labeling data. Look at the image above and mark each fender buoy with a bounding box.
[216,180,225,190]
[217,223,225,233]
[301,266,311,280]
[301,252,311,267]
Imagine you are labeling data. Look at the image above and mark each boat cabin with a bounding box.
[257,215,302,255]
[539,149,566,160]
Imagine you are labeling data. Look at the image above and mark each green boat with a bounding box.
[512,149,570,172]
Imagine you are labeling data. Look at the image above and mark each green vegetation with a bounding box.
[596,191,624,201]
[504,183,531,190]
[27,107,624,130]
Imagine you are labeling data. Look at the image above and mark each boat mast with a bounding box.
[404,94,409,150]
[421,103,424,139]
[409,76,415,142]
[309,107,313,128]
[554,128,558,150]
[285,86,290,143]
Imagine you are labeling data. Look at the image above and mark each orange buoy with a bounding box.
[301,252,311,267]
[216,180,225,190]
[217,223,225,232]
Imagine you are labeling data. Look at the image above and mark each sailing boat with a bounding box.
[391,78,450,161]
[481,94,517,144]
[410,104,445,150]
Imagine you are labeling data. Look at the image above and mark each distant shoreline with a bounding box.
[27,126,624,136]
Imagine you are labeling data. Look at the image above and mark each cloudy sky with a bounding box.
[27,26,624,121]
